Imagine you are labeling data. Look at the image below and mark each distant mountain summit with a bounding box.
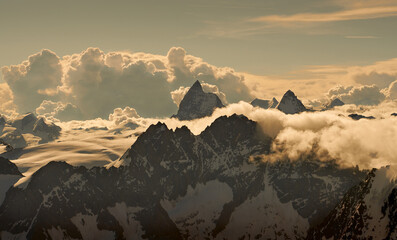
[251,97,278,109]
[172,80,224,120]
[0,113,61,148]
[323,98,344,110]
[276,90,307,114]
[348,113,375,120]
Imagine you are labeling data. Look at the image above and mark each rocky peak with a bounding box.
[0,157,22,176]
[348,113,375,120]
[251,97,279,109]
[323,98,344,110]
[32,117,61,143]
[11,112,37,131]
[0,116,5,126]
[172,80,224,120]
[190,80,203,91]
[276,90,307,114]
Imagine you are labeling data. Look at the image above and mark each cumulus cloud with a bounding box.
[1,49,62,113]
[167,47,252,103]
[170,81,228,107]
[385,80,397,100]
[353,72,397,89]
[0,83,16,115]
[36,100,83,121]
[327,84,385,105]
[347,58,397,89]
[108,106,140,125]
[170,87,190,107]
[1,47,253,120]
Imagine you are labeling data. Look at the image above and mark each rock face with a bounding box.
[307,166,397,240]
[172,80,224,120]
[0,157,22,207]
[0,114,367,239]
[348,113,375,120]
[276,90,307,114]
[0,116,5,130]
[251,97,279,109]
[0,157,22,176]
[323,98,344,110]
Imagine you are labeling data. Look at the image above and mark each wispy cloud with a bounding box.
[344,35,379,39]
[249,6,397,24]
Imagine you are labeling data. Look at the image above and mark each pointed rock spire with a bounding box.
[190,80,203,91]
[276,90,306,114]
[172,80,224,120]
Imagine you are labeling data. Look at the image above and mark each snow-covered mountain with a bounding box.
[251,97,279,109]
[276,90,307,114]
[307,166,397,240]
[172,81,224,120]
[0,113,61,148]
[0,114,367,239]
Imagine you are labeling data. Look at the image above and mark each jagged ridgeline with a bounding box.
[1,114,382,240]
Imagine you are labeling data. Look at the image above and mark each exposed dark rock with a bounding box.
[172,80,224,120]
[276,90,307,114]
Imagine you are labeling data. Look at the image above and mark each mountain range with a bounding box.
[0,81,395,239]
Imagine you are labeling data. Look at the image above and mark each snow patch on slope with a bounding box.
[71,213,114,240]
[160,180,233,239]
[6,128,137,189]
[107,202,144,240]
[218,175,309,239]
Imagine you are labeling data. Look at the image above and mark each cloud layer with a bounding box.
[149,101,397,170]
[1,47,252,120]
[2,47,397,122]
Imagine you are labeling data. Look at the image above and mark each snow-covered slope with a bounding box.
[0,113,61,148]
[172,80,224,120]
[0,127,137,189]
[0,114,366,239]
[307,166,397,240]
[276,90,307,114]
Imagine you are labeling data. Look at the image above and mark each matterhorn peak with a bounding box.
[276,90,306,114]
[172,80,224,120]
[190,80,203,91]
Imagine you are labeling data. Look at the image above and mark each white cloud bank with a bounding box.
[2,46,397,123]
[1,47,252,120]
